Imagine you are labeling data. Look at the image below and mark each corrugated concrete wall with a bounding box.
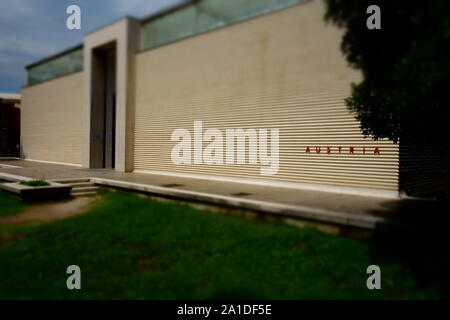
[133,0,399,194]
[21,72,83,165]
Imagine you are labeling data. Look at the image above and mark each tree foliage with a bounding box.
[324,0,450,146]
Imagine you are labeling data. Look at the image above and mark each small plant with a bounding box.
[20,179,51,187]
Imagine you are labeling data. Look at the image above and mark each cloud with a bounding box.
[0,0,186,92]
[0,0,37,23]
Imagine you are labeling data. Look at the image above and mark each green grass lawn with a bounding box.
[0,190,446,299]
[0,190,25,217]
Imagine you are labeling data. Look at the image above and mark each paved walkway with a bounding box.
[1,159,449,231]
[0,196,94,225]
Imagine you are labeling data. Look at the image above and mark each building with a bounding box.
[0,93,20,158]
[21,0,404,198]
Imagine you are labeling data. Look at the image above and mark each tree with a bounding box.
[324,0,450,147]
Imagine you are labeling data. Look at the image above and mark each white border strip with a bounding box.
[0,163,21,168]
[134,169,399,199]
[24,158,82,167]
[91,177,392,230]
[0,172,30,182]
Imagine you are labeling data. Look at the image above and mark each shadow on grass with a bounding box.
[368,198,450,298]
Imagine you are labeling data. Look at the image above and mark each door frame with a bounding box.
[82,17,138,172]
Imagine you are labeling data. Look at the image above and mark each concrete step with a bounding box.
[69,182,95,188]
[49,178,101,196]
[71,190,98,196]
[52,178,91,184]
[72,186,99,193]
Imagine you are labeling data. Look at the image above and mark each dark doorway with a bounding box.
[90,42,116,168]
[0,97,20,157]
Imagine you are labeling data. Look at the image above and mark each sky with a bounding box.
[0,0,186,93]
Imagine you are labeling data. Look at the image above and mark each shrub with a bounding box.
[20,179,50,187]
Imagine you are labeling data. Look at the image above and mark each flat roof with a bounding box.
[0,93,21,100]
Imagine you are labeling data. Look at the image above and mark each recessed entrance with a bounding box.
[89,42,116,169]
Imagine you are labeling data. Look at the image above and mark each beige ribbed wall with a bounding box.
[21,72,83,165]
[134,0,399,192]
